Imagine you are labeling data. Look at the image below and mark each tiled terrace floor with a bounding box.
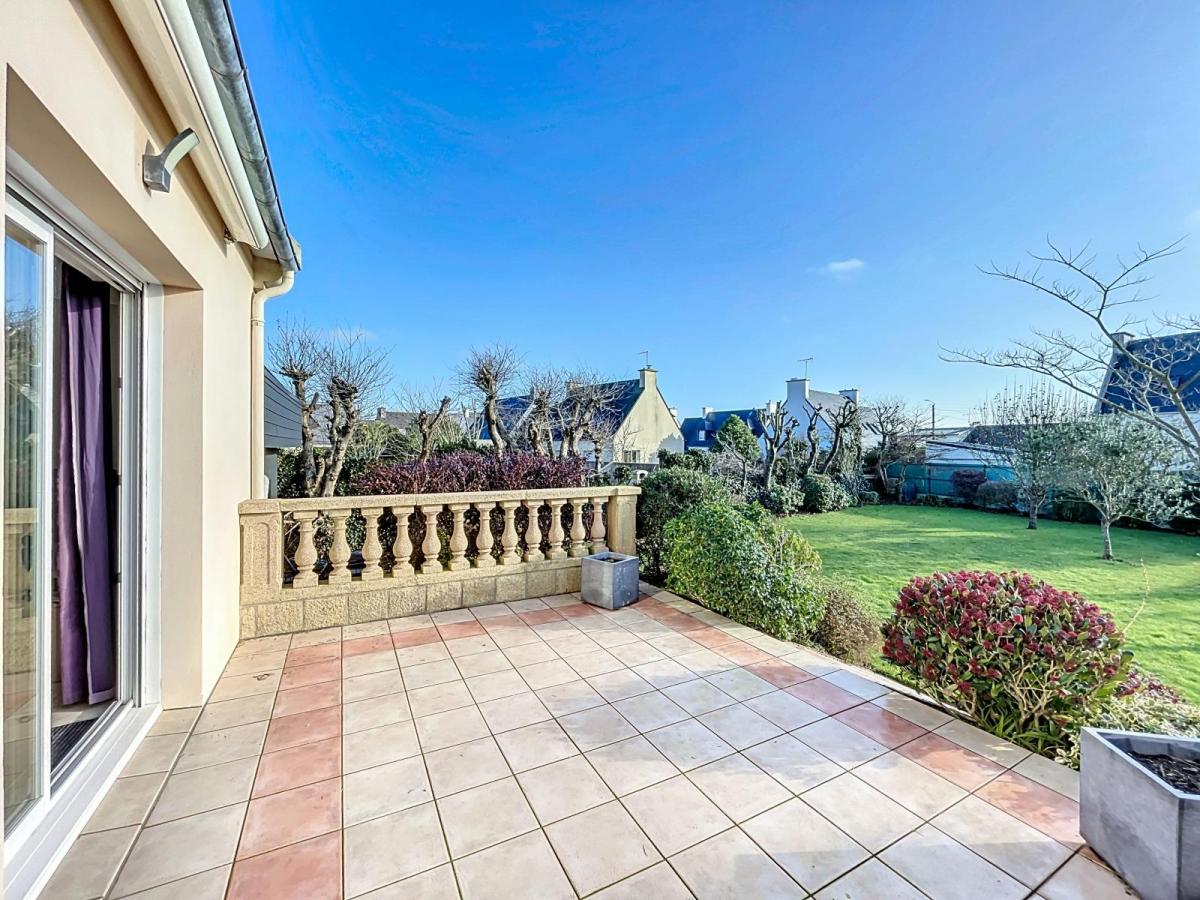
[47,589,1136,899]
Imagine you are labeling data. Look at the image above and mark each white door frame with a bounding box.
[3,163,164,900]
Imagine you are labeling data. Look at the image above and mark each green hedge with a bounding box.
[637,468,730,577]
[664,501,824,641]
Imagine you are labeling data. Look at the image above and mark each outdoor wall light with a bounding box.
[143,128,200,193]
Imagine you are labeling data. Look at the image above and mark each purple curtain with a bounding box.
[57,266,114,706]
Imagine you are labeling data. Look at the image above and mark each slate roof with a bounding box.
[1100,331,1200,414]
[681,409,763,450]
[480,379,643,442]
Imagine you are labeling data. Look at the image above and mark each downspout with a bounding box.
[251,271,295,498]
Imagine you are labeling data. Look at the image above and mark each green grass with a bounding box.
[783,506,1200,701]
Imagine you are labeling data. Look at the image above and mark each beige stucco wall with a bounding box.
[1,0,268,706]
[613,372,685,463]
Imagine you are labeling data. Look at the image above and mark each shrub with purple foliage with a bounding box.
[351,450,587,495]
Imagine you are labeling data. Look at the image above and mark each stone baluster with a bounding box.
[393,506,415,576]
[447,503,470,571]
[568,499,588,558]
[360,507,384,581]
[499,501,521,565]
[546,499,567,560]
[473,502,497,567]
[523,499,544,562]
[420,504,444,574]
[327,510,352,584]
[589,497,608,553]
[292,510,320,586]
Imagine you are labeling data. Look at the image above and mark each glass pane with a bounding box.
[4,220,46,831]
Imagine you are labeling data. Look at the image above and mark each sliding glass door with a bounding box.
[2,193,143,853]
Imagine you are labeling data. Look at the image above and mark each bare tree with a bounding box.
[398,383,457,462]
[458,345,522,456]
[271,320,391,496]
[944,238,1200,465]
[757,402,800,489]
[864,396,925,496]
[977,383,1088,529]
[813,398,860,475]
[554,371,625,460]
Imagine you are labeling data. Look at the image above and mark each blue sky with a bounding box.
[236,1,1200,424]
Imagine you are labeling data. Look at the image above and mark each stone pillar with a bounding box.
[473,501,496,568]
[420,504,444,574]
[568,500,588,558]
[360,507,384,581]
[239,501,283,608]
[448,503,470,571]
[607,489,638,555]
[292,510,320,587]
[327,511,352,584]
[589,497,608,553]
[546,499,567,560]
[499,501,521,565]
[394,506,415,576]
[523,500,544,562]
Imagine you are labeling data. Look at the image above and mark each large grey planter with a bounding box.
[580,552,640,610]
[1080,728,1200,900]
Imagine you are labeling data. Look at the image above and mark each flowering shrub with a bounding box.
[881,570,1128,750]
[352,451,586,495]
[1056,692,1200,769]
[664,501,824,641]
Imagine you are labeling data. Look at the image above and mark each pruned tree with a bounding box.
[756,402,800,489]
[713,414,760,495]
[458,344,522,456]
[271,318,391,497]
[555,371,625,461]
[818,397,861,476]
[398,384,457,462]
[944,238,1200,465]
[1050,414,1187,559]
[977,383,1088,529]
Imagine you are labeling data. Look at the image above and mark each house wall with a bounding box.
[1,0,265,706]
[613,372,684,464]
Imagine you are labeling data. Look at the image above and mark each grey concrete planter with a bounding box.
[581,552,639,610]
[1080,728,1200,900]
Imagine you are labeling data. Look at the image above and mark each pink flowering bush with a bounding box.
[881,570,1128,750]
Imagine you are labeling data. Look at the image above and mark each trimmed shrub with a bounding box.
[664,501,824,641]
[975,480,1017,510]
[636,468,731,577]
[659,448,713,473]
[882,570,1127,752]
[1056,692,1200,769]
[812,582,881,667]
[951,469,988,504]
[857,490,880,506]
[801,474,853,513]
[759,484,807,516]
[352,450,585,495]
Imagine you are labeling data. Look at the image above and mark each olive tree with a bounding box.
[1051,414,1187,559]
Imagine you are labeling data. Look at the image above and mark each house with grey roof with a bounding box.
[483,367,684,474]
[264,370,302,497]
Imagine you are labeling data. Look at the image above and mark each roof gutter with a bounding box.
[186,0,299,271]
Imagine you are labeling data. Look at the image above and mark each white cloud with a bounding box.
[818,258,865,276]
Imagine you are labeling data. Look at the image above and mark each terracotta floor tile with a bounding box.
[285,643,342,667]
[977,771,1082,846]
[480,613,523,630]
[265,706,342,753]
[785,678,866,715]
[280,659,341,690]
[896,732,1004,791]
[392,626,442,648]
[518,608,565,626]
[718,643,771,666]
[238,778,341,859]
[342,634,394,657]
[556,602,602,620]
[834,704,927,748]
[253,737,341,798]
[687,627,740,650]
[438,620,486,640]
[747,659,812,689]
[229,830,341,900]
[273,680,342,718]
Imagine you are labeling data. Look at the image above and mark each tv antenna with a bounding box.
[797,357,813,378]
[639,350,651,368]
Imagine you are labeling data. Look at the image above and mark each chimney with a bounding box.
[376,406,386,420]
[767,400,779,414]
[1112,332,1134,349]
[786,378,810,406]
[702,406,715,417]
[639,366,657,391]
[839,388,860,404]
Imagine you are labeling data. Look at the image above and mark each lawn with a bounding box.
[783,505,1200,701]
